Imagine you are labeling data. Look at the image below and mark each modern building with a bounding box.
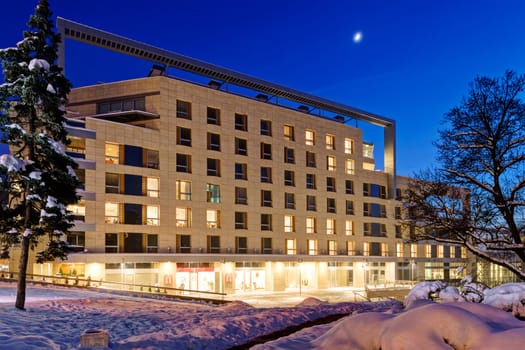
[4,18,470,294]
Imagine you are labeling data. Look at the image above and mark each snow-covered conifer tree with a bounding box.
[0,0,79,310]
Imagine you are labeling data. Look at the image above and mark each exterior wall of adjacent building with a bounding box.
[5,75,469,294]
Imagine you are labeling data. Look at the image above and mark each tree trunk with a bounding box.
[15,236,29,310]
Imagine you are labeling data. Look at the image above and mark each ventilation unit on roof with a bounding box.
[208,80,222,89]
[148,64,166,77]
[256,94,269,102]
[298,105,309,112]
[334,115,345,123]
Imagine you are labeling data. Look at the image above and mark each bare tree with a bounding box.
[404,70,525,280]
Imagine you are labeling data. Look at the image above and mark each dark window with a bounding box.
[371,242,381,256]
[124,232,143,253]
[346,200,354,215]
[176,100,191,119]
[260,167,272,183]
[97,96,145,114]
[207,235,220,253]
[261,237,272,254]
[306,151,316,167]
[327,198,336,213]
[396,188,403,201]
[105,173,120,193]
[364,203,387,218]
[236,236,248,254]
[235,212,247,229]
[207,158,221,176]
[147,234,158,253]
[285,193,295,209]
[145,149,159,169]
[105,233,118,253]
[124,203,142,224]
[261,190,272,207]
[235,113,248,131]
[124,174,142,196]
[284,170,295,186]
[284,147,295,164]
[260,120,272,136]
[124,145,142,167]
[307,195,316,211]
[395,207,402,219]
[235,138,247,156]
[396,225,402,238]
[363,183,386,199]
[345,180,354,195]
[177,234,191,253]
[177,127,192,146]
[67,232,85,248]
[207,107,221,125]
[235,163,247,180]
[235,187,248,205]
[306,174,316,189]
[261,214,272,231]
[207,132,221,151]
[364,223,387,237]
[260,143,272,160]
[176,154,191,173]
[326,177,336,192]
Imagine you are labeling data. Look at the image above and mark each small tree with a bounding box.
[404,71,525,280]
[0,0,79,309]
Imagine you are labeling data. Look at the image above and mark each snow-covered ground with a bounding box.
[1,281,525,349]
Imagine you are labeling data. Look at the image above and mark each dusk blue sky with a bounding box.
[3,0,525,176]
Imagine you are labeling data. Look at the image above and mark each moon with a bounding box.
[353,31,363,43]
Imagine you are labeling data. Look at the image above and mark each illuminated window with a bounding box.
[307,239,318,255]
[381,243,389,257]
[326,218,336,235]
[437,245,444,258]
[206,183,220,203]
[328,240,337,255]
[105,142,119,164]
[284,215,295,232]
[396,243,404,257]
[283,125,295,141]
[345,220,354,236]
[327,156,336,171]
[67,201,86,221]
[344,138,354,154]
[105,202,119,224]
[176,207,191,228]
[363,143,374,159]
[306,217,316,234]
[146,177,159,197]
[449,246,456,258]
[146,205,160,225]
[425,244,432,258]
[347,241,356,256]
[326,134,335,150]
[285,239,296,255]
[206,209,220,229]
[411,244,418,258]
[176,180,191,200]
[461,247,467,259]
[305,130,315,146]
[345,159,355,175]
[363,242,370,256]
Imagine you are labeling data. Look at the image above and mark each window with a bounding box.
[285,239,296,255]
[395,207,402,219]
[124,203,142,224]
[363,183,387,199]
[260,167,272,183]
[364,223,387,237]
[328,240,337,256]
[344,138,354,154]
[235,212,247,229]
[105,142,119,164]
[146,177,159,197]
[260,120,272,136]
[347,241,356,256]
[176,207,191,228]
[410,244,418,258]
[345,180,354,195]
[327,156,336,171]
[363,203,387,217]
[261,214,272,231]
[176,127,192,146]
[396,188,403,201]
[326,134,335,150]
[177,234,191,253]
[346,200,354,215]
[105,233,119,253]
[260,143,272,160]
[326,218,336,235]
[345,220,354,236]
[396,243,404,258]
[176,100,191,119]
[306,195,316,211]
[207,235,221,253]
[306,174,316,189]
[306,217,316,234]
[207,158,221,176]
[235,187,248,205]
[283,125,295,141]
[345,159,355,175]
[147,234,158,253]
[363,242,370,256]
[261,237,272,254]
[396,225,402,238]
[284,215,295,232]
[68,202,86,221]
[235,163,247,180]
[207,133,221,151]
[261,190,272,207]
[327,198,336,213]
[207,209,220,228]
[363,143,374,158]
[236,236,248,254]
[306,151,316,167]
[206,183,220,203]
[285,193,295,209]
[145,149,159,169]
[307,239,318,255]
[146,205,160,225]
[326,177,336,192]
[207,106,221,125]
[284,147,295,163]
[66,232,85,248]
[235,138,247,156]
[381,243,389,257]
[235,113,248,131]
[437,245,444,258]
[425,244,432,258]
[284,170,295,186]
[461,247,467,259]
[176,180,191,200]
[105,202,119,224]
[98,96,145,113]
[305,130,315,146]
[176,153,191,173]
[105,173,120,193]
